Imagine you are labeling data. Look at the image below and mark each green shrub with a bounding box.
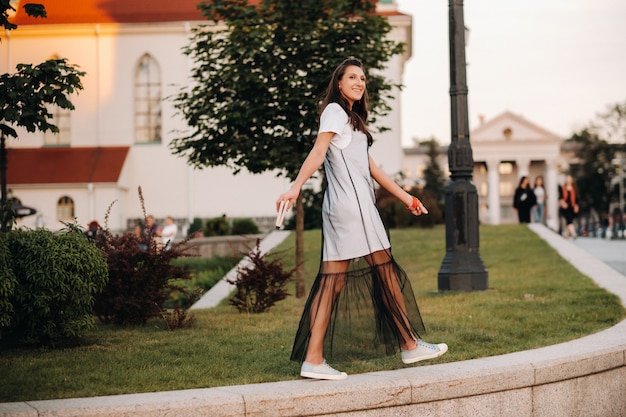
[0,233,16,331]
[227,240,294,313]
[4,228,108,347]
[204,216,230,236]
[231,218,260,235]
[187,217,203,237]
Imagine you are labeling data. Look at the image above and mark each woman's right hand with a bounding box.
[276,186,300,212]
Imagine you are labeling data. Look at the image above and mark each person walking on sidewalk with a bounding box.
[276,58,447,381]
[513,176,536,224]
[559,175,579,239]
[532,175,547,224]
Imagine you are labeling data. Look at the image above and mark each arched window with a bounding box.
[44,104,71,145]
[44,53,72,145]
[57,196,75,222]
[135,53,162,143]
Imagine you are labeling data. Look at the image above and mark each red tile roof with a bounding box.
[7,146,130,185]
[10,0,207,25]
[9,1,403,25]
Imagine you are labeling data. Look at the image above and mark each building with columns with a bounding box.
[471,111,563,229]
[403,111,566,229]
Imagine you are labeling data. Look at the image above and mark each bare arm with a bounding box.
[276,131,334,211]
[369,155,428,216]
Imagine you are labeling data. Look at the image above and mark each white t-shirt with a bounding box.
[161,223,178,247]
[534,186,545,203]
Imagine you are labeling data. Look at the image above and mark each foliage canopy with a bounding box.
[0,1,45,32]
[0,2,84,230]
[566,100,626,216]
[0,59,84,139]
[566,129,616,215]
[171,0,404,179]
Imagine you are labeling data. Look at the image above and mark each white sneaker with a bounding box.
[301,359,348,380]
[401,340,448,364]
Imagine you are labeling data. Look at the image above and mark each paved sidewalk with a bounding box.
[529,224,626,305]
[571,236,626,277]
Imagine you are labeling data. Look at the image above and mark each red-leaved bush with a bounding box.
[93,187,195,326]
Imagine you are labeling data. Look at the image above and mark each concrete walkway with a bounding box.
[571,235,626,277]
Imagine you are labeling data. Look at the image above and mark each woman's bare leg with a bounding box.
[304,260,349,365]
[567,223,577,238]
[364,250,417,351]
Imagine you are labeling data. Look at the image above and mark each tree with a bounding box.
[565,129,617,217]
[592,100,626,144]
[1,1,45,31]
[421,138,447,204]
[172,0,404,297]
[0,2,85,231]
[583,100,626,218]
[566,100,626,221]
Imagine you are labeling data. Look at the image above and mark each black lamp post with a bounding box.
[437,0,488,291]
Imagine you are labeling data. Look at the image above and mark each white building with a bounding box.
[403,111,566,228]
[1,0,411,234]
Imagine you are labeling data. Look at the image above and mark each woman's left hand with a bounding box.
[406,195,428,216]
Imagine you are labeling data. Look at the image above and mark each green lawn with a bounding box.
[1,224,623,402]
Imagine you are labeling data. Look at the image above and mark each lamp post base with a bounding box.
[438,251,488,291]
[437,177,488,292]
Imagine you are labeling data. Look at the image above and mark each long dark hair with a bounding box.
[319,58,373,146]
[518,176,529,188]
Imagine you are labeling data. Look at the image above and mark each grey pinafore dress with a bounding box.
[290,103,426,363]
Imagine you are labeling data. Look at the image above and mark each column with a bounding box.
[545,159,559,231]
[486,159,501,225]
[516,158,531,179]
[87,182,94,222]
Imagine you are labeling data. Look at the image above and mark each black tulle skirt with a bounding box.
[290,250,426,362]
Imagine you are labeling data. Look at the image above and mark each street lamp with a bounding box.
[437,0,488,291]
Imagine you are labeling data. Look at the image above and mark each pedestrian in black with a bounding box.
[513,176,536,223]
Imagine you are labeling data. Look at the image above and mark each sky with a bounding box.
[395,0,626,146]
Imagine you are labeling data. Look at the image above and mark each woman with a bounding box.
[513,176,536,223]
[559,175,579,239]
[532,176,546,224]
[276,58,447,381]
